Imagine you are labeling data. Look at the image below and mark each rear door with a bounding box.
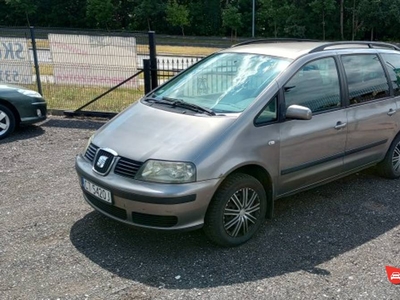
[341,54,398,171]
[277,57,347,196]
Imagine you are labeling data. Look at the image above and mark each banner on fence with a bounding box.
[49,34,138,88]
[0,37,33,85]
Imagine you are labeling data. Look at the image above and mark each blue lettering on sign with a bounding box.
[0,42,25,60]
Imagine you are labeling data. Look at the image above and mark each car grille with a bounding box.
[85,143,143,178]
[132,212,178,227]
[114,157,143,178]
[85,143,99,162]
[84,192,127,220]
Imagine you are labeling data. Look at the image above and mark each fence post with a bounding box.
[29,26,42,96]
[143,59,151,94]
[148,31,158,90]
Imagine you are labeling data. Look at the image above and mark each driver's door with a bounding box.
[277,57,347,196]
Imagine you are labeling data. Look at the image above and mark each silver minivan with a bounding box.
[75,41,400,246]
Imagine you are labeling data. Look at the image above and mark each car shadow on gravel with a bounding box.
[41,117,106,130]
[70,169,400,289]
[0,124,45,144]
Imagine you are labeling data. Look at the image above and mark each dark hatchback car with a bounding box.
[0,84,47,139]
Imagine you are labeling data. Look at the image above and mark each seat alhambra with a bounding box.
[75,40,400,246]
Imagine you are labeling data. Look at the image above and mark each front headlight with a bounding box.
[84,134,94,153]
[135,160,196,183]
[17,89,42,98]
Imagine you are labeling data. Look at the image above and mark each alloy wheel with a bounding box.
[223,187,261,237]
[392,141,400,174]
[0,110,10,136]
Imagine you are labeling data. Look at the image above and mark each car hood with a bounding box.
[0,84,24,91]
[92,101,237,162]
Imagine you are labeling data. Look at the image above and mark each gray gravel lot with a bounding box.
[0,115,399,300]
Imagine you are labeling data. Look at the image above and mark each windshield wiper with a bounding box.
[143,97,173,105]
[162,96,216,116]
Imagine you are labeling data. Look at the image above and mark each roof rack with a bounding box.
[309,41,400,53]
[232,38,320,48]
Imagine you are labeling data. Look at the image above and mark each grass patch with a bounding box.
[156,45,221,56]
[40,84,143,112]
[35,64,54,76]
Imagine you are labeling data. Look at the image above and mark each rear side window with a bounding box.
[342,54,389,105]
[381,53,400,96]
[284,57,341,113]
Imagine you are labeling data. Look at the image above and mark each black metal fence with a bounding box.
[0,27,207,114]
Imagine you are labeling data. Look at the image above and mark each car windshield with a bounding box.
[152,52,292,113]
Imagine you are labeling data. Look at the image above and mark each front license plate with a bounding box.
[82,178,112,204]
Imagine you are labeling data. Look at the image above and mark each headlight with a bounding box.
[17,89,42,98]
[135,160,196,183]
[84,134,94,153]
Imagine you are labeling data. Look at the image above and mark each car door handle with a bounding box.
[388,109,397,116]
[334,121,347,130]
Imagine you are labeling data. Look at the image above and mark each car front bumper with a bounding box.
[20,101,47,125]
[75,154,220,231]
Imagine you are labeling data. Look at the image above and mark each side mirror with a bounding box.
[286,104,312,120]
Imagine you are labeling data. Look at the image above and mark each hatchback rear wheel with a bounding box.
[204,173,267,247]
[0,104,15,140]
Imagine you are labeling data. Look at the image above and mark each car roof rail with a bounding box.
[309,41,400,52]
[232,38,320,47]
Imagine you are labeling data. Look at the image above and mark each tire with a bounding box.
[204,173,267,247]
[377,134,400,179]
[0,104,16,140]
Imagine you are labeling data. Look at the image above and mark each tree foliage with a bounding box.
[222,4,242,40]
[86,0,113,29]
[166,0,189,36]
[0,0,400,41]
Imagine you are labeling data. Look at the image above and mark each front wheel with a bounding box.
[377,134,400,179]
[0,104,16,140]
[204,173,267,247]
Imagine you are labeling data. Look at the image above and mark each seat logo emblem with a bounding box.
[96,155,108,168]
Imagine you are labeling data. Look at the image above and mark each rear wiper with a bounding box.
[162,96,216,116]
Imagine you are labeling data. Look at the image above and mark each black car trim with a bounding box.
[281,139,388,175]
[281,152,344,175]
[114,189,197,204]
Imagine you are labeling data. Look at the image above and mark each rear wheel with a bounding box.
[377,134,400,179]
[204,173,267,247]
[0,104,15,140]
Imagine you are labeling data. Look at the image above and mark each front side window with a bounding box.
[342,54,389,104]
[381,53,400,96]
[255,96,277,125]
[152,53,292,113]
[284,57,341,113]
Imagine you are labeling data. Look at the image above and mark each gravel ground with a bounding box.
[0,115,399,300]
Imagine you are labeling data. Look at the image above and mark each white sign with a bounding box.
[0,38,32,84]
[49,34,138,88]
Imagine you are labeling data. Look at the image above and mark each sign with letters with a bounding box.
[0,38,33,84]
[49,34,138,88]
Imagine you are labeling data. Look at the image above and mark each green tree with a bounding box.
[4,0,36,23]
[357,0,400,40]
[166,0,189,36]
[133,0,166,31]
[5,0,36,14]
[222,4,242,41]
[86,0,114,28]
[309,0,336,40]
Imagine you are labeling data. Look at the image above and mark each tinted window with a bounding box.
[342,54,389,104]
[284,57,341,113]
[381,53,400,96]
[255,96,277,125]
